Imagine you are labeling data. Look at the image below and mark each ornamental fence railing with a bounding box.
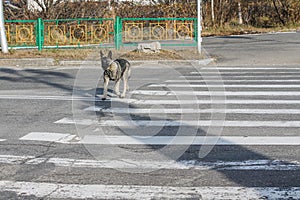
[5,17,198,50]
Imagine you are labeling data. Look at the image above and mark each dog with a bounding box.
[100,50,131,100]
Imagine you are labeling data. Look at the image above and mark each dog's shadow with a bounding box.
[96,87,121,99]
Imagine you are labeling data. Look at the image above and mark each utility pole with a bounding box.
[211,0,214,25]
[197,0,202,54]
[238,1,243,25]
[0,0,8,53]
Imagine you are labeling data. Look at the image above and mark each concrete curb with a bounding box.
[0,58,56,67]
[0,58,215,69]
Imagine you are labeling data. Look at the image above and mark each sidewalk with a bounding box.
[0,45,216,68]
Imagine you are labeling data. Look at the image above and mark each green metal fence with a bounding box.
[121,17,197,47]
[4,17,197,50]
[5,19,38,49]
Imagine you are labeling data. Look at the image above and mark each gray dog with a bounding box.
[100,50,131,100]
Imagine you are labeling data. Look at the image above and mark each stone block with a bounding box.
[137,42,161,53]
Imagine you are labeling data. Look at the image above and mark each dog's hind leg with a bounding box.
[126,83,130,92]
[102,76,109,100]
[126,67,131,91]
[114,79,121,97]
[120,76,128,98]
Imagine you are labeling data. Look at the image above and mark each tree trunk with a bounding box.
[272,0,286,25]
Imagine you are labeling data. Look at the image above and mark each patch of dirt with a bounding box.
[120,49,183,60]
[119,49,204,60]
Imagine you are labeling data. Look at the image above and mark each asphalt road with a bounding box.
[0,32,300,199]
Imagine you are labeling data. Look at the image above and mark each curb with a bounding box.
[0,58,215,69]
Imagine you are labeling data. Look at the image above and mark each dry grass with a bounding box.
[0,48,97,60]
[0,48,204,61]
[119,49,203,60]
[120,49,182,60]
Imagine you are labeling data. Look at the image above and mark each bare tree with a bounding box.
[272,0,286,25]
[3,0,300,27]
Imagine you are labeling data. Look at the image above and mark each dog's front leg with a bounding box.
[114,79,121,97]
[102,76,109,100]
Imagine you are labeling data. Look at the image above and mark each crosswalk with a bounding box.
[1,65,300,199]
[12,66,300,141]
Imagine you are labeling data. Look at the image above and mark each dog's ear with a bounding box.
[108,51,112,59]
[100,50,103,58]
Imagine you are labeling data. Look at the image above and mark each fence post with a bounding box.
[36,18,44,51]
[194,19,197,42]
[114,16,122,50]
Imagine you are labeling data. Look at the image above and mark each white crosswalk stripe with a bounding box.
[131,90,300,96]
[54,117,96,126]
[199,67,300,70]
[92,99,300,105]
[18,133,300,145]
[1,154,299,170]
[97,120,300,127]
[166,79,300,83]
[53,117,300,127]
[181,75,300,78]
[19,132,76,143]
[191,71,300,75]
[85,106,300,114]
[148,83,300,88]
[0,94,103,101]
[1,181,299,200]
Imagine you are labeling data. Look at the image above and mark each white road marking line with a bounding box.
[19,132,76,143]
[181,75,300,78]
[191,71,300,75]
[148,84,300,88]
[97,120,300,128]
[0,95,103,101]
[85,106,300,114]
[0,154,299,170]
[99,99,300,105]
[19,133,300,145]
[54,118,96,126]
[0,181,299,199]
[0,139,6,142]
[165,79,300,83]
[131,90,300,96]
[199,67,300,70]
[80,135,300,145]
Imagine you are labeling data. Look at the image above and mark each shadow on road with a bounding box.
[0,68,73,92]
